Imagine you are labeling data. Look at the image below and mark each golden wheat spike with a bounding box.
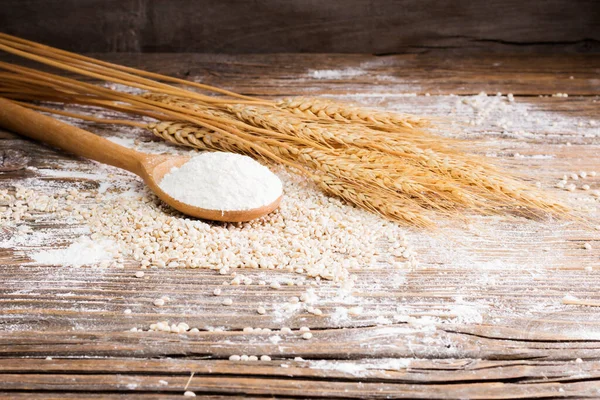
[276,97,428,129]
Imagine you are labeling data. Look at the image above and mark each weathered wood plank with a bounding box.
[1,256,600,337]
[1,358,598,383]
[94,53,600,96]
[1,374,599,399]
[0,54,599,398]
[1,356,600,398]
[1,0,599,53]
[0,326,599,360]
[2,52,599,95]
[0,98,598,339]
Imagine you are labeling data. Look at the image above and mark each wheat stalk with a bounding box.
[276,97,428,130]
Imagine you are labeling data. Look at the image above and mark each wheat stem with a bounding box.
[0,33,269,104]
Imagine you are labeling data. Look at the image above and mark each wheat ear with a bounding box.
[276,97,428,130]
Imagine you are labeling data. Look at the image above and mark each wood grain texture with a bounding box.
[92,53,600,96]
[0,0,599,53]
[0,53,599,398]
[5,52,599,94]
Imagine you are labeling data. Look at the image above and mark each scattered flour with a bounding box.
[308,68,365,80]
[34,168,109,180]
[327,92,600,142]
[106,136,136,148]
[562,294,579,302]
[329,307,350,324]
[308,358,411,376]
[158,152,283,211]
[449,304,484,324]
[30,237,116,267]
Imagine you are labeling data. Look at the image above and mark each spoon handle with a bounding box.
[0,98,145,174]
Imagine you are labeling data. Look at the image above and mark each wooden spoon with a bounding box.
[0,98,281,222]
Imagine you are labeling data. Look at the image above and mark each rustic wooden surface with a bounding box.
[1,0,599,54]
[1,53,600,398]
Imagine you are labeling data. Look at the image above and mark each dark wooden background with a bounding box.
[1,0,599,53]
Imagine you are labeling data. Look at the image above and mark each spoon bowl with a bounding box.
[0,98,282,222]
[140,154,282,222]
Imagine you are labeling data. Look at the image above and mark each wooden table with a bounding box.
[1,53,599,398]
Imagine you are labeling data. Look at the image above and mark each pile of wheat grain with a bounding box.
[0,33,567,226]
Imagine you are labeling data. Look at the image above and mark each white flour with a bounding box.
[30,237,116,267]
[308,358,411,376]
[308,68,366,80]
[159,152,283,211]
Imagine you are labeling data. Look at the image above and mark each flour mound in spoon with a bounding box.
[159,152,282,211]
